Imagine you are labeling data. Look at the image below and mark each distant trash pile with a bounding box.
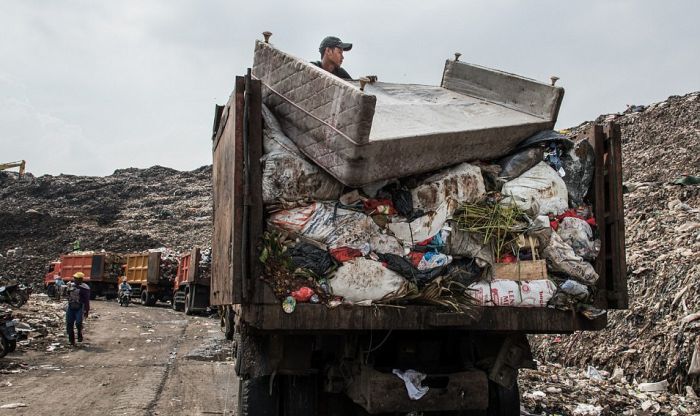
[261,106,602,315]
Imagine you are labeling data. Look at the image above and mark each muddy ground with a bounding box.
[0,299,239,416]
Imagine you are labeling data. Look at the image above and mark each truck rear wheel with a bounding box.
[46,285,56,298]
[145,292,157,306]
[184,293,193,315]
[237,376,280,416]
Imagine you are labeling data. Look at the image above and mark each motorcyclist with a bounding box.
[118,277,132,302]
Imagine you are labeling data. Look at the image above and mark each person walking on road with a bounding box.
[65,272,91,346]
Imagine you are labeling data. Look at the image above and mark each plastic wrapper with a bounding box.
[529,228,599,285]
[557,217,599,260]
[468,279,556,307]
[498,147,544,180]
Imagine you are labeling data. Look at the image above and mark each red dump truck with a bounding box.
[211,41,627,415]
[172,247,211,314]
[123,252,175,306]
[44,253,122,299]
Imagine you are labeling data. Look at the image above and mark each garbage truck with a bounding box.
[44,252,123,299]
[172,247,211,314]
[211,37,627,415]
[123,251,176,306]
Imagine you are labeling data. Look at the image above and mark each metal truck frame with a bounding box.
[211,72,627,415]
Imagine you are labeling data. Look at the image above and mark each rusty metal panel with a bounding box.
[211,77,245,306]
[187,248,199,282]
[604,123,628,308]
[345,366,488,412]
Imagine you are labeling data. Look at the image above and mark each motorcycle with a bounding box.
[0,277,31,308]
[119,290,132,307]
[0,310,19,358]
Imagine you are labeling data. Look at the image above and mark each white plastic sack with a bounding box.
[411,162,485,214]
[388,201,451,244]
[468,279,556,307]
[445,223,495,269]
[501,161,569,216]
[330,258,407,302]
[557,217,599,260]
[301,203,381,250]
[370,233,405,256]
[262,105,343,204]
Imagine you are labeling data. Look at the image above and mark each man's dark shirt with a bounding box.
[311,61,352,81]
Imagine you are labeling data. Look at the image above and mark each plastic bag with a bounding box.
[288,243,335,276]
[388,201,451,245]
[411,162,485,214]
[498,147,544,180]
[561,139,595,206]
[417,252,453,270]
[501,162,569,216]
[301,203,379,251]
[268,203,319,232]
[468,279,556,307]
[330,258,407,302]
[529,228,599,285]
[444,224,495,269]
[557,217,599,260]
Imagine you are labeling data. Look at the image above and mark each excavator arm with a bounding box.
[0,160,26,177]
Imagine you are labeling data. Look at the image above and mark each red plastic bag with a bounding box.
[330,247,364,262]
[291,287,315,302]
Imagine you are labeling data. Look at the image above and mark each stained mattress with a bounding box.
[252,41,564,187]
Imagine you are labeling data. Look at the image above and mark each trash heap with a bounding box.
[260,106,603,313]
[530,91,700,396]
[198,247,212,280]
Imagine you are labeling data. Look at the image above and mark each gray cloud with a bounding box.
[1,0,698,176]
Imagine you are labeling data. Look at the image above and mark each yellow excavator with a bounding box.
[0,160,26,177]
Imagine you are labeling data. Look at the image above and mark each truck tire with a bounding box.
[487,381,520,416]
[0,337,8,358]
[184,292,193,315]
[282,375,317,416]
[237,376,280,416]
[46,285,56,298]
[223,307,234,341]
[141,291,147,305]
[145,292,157,306]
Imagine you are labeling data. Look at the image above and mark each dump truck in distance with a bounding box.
[44,253,123,299]
[172,247,211,314]
[211,39,627,415]
[123,252,175,306]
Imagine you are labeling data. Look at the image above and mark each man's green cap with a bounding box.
[319,36,352,53]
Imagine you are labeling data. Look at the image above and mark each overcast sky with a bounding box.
[1,1,698,177]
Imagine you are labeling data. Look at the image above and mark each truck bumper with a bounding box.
[345,366,488,413]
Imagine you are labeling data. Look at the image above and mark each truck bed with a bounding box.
[211,70,626,336]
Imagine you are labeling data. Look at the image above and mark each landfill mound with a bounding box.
[531,92,700,394]
[0,165,212,289]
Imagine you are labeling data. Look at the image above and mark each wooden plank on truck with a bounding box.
[604,122,628,308]
[492,260,547,281]
[187,248,199,282]
[211,77,245,306]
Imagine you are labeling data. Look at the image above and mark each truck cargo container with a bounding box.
[172,247,211,314]
[44,253,122,299]
[123,252,174,306]
[211,40,627,415]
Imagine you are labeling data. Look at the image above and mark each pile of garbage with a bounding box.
[0,165,212,288]
[520,361,700,415]
[530,92,700,394]
[148,247,180,280]
[0,295,70,355]
[259,105,604,313]
[199,247,212,280]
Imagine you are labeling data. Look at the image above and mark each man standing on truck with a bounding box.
[311,36,352,80]
[65,272,90,346]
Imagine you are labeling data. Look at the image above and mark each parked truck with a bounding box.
[172,247,211,314]
[123,252,175,306]
[211,39,627,415]
[44,252,123,299]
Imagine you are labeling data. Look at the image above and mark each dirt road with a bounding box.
[0,300,239,416]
